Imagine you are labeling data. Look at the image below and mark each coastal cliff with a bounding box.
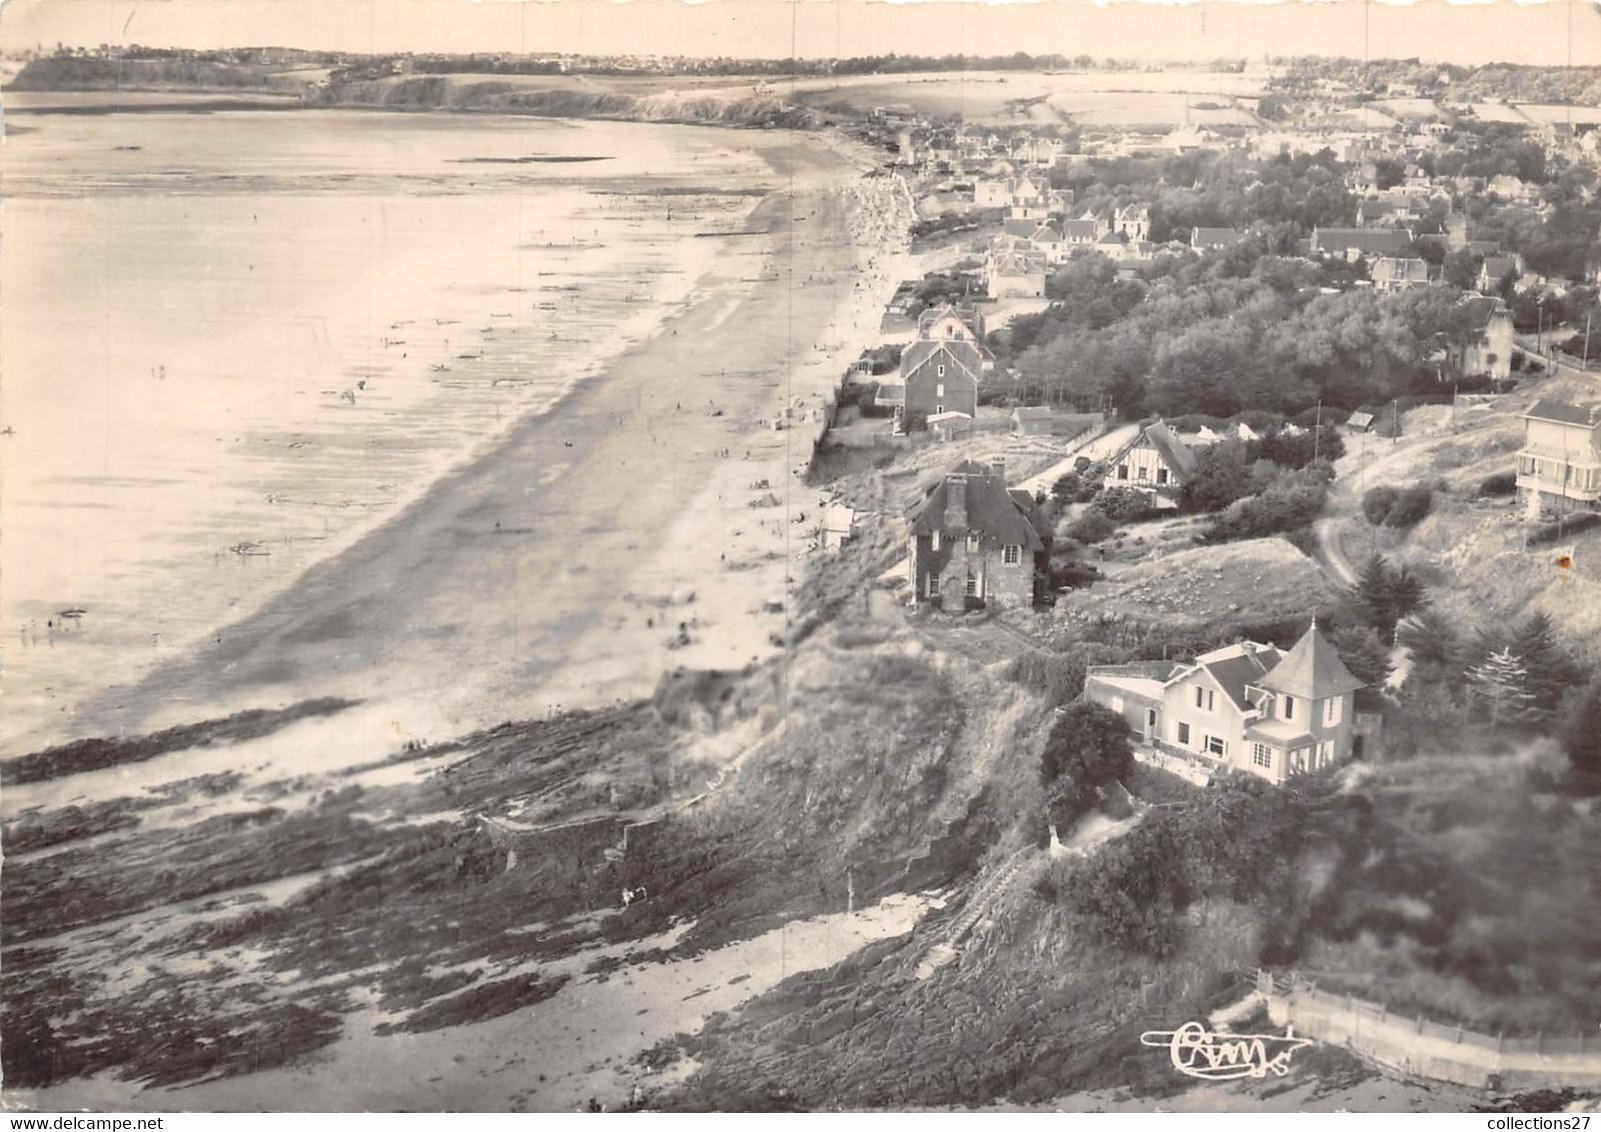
[6,57,824,129]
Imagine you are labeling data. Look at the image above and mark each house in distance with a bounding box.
[896,303,983,432]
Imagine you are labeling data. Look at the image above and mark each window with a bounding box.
[936,383,946,397]
[1194,687,1214,712]
[1157,468,1169,485]
[1137,465,1149,481]
[1324,697,1342,725]
[1253,743,1274,769]
[927,573,940,597]
[1110,695,1125,713]
[966,532,980,552]
[1002,544,1021,566]
[1204,735,1226,757]
[936,404,945,415]
[965,571,979,596]
[1316,740,1333,767]
[1177,721,1191,746]
[1116,465,1129,480]
[937,364,946,378]
[1283,695,1295,720]
[931,530,941,551]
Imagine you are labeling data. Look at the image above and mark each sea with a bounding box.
[0,101,777,753]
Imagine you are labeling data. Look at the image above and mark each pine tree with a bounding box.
[1507,612,1578,716]
[1397,607,1460,677]
[1353,554,1398,639]
[1561,680,1601,779]
[1466,648,1536,726]
[1332,624,1393,689]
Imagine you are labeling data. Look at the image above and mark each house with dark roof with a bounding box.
[1370,256,1430,293]
[1515,399,1601,516]
[1100,419,1198,509]
[1477,254,1525,295]
[904,459,1048,610]
[1060,218,1101,247]
[1084,621,1367,784]
[1190,227,1243,252]
[898,331,982,431]
[1448,296,1515,382]
[1309,226,1412,262]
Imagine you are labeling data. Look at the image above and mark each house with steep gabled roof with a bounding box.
[898,313,983,431]
[1449,296,1515,382]
[905,459,1048,610]
[1190,226,1243,252]
[1370,256,1430,293]
[1100,419,1198,508]
[1477,254,1525,295]
[1084,621,1366,784]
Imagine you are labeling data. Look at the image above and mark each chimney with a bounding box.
[990,457,1006,484]
[944,473,968,532]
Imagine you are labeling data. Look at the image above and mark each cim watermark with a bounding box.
[1140,1021,1313,1081]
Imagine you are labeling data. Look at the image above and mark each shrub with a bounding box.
[1362,486,1399,526]
[1065,512,1116,544]
[1478,471,1517,497]
[1007,650,1089,702]
[1383,486,1434,528]
[1362,484,1433,528]
[1527,512,1601,546]
[1093,487,1161,522]
[1040,702,1133,831]
[1051,471,1102,504]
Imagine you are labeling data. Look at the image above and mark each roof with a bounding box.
[1258,623,1366,699]
[1457,295,1511,331]
[901,339,982,386]
[873,380,906,405]
[1371,257,1429,285]
[1524,400,1601,428]
[1003,217,1043,239]
[1191,226,1242,247]
[1061,219,1099,239]
[1312,227,1411,255]
[1481,256,1520,280]
[907,460,1046,551]
[1109,419,1198,480]
[1199,647,1283,712]
[1347,411,1375,428]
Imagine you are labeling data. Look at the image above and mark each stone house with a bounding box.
[905,459,1048,610]
[1370,256,1430,292]
[1515,399,1601,516]
[1083,621,1367,785]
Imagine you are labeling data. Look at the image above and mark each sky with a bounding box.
[2,0,1600,67]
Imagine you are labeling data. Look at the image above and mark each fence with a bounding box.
[1256,970,1601,1091]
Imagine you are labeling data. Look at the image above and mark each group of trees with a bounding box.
[996,245,1498,421]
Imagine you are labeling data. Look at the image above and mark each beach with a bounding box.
[1,110,912,761]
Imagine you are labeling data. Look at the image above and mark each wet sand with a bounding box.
[68,131,906,749]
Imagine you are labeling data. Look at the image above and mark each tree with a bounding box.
[1396,607,1461,681]
[1560,681,1601,779]
[1466,648,1536,726]
[1504,613,1574,711]
[1039,702,1134,832]
[1332,624,1393,689]
[1352,554,1427,643]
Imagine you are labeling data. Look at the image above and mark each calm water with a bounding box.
[0,107,776,751]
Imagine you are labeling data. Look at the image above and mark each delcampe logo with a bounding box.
[1140,1021,1314,1081]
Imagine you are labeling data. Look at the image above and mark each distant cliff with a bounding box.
[7,58,822,129]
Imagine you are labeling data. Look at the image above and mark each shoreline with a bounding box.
[46,127,909,769]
